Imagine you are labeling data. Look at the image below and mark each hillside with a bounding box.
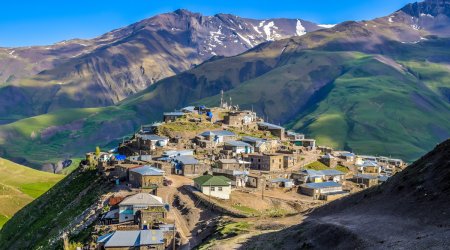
[0,168,111,249]
[0,10,321,121]
[240,138,450,249]
[1,0,449,169]
[0,157,63,228]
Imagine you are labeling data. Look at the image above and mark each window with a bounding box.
[210,187,215,191]
[218,187,223,191]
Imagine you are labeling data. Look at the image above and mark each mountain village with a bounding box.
[73,94,407,250]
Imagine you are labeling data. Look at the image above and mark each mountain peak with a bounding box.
[173,9,199,16]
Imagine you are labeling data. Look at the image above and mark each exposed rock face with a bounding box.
[0,10,321,115]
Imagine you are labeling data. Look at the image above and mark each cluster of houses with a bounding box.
[97,191,174,250]
[87,104,406,204]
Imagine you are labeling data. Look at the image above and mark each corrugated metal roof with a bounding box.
[101,230,164,247]
[355,173,378,179]
[320,169,345,176]
[225,140,253,147]
[136,134,168,141]
[242,136,265,143]
[200,130,236,137]
[362,161,379,167]
[163,111,185,116]
[119,193,164,206]
[130,165,164,176]
[270,178,292,183]
[303,181,342,189]
[173,155,199,165]
[322,153,335,159]
[302,169,324,177]
[258,122,284,130]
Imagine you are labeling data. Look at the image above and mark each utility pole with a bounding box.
[172,222,176,250]
[261,178,265,200]
[220,90,224,108]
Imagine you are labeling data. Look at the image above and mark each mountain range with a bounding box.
[0,0,449,169]
[0,10,321,120]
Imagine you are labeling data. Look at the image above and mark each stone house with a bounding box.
[128,165,165,189]
[245,153,284,172]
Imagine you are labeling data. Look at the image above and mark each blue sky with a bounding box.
[0,0,416,47]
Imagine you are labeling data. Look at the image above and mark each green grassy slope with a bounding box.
[0,107,139,168]
[2,34,450,167]
[0,168,111,249]
[289,56,450,160]
[0,158,63,229]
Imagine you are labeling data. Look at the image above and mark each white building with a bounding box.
[193,175,232,199]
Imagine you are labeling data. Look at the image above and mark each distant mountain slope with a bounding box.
[0,10,321,120]
[240,138,450,249]
[0,157,63,228]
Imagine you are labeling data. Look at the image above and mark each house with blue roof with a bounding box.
[223,140,254,154]
[129,165,165,189]
[241,136,271,153]
[197,130,236,145]
[97,229,167,249]
[172,155,207,176]
[135,133,169,150]
[118,193,166,224]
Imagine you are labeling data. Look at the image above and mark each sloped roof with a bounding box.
[225,140,253,147]
[258,122,284,130]
[355,173,378,180]
[342,152,356,157]
[322,153,335,159]
[130,165,164,176]
[200,130,236,137]
[136,134,168,141]
[119,193,164,206]
[302,169,324,177]
[303,181,342,189]
[320,169,345,176]
[173,155,199,165]
[242,136,266,143]
[362,161,379,167]
[163,111,185,116]
[100,230,164,247]
[270,178,292,183]
[194,175,231,186]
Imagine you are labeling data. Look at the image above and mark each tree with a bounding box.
[95,146,101,156]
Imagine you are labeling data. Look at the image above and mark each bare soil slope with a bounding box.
[241,139,450,249]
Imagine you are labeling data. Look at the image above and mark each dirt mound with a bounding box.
[240,139,450,249]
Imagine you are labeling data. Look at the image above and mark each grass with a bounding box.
[0,106,139,168]
[0,168,111,249]
[196,221,252,250]
[232,204,260,216]
[304,161,349,173]
[304,161,329,171]
[0,157,63,229]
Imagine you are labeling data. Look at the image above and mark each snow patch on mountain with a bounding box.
[296,20,306,36]
[318,24,336,28]
[262,21,281,41]
[236,32,253,47]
